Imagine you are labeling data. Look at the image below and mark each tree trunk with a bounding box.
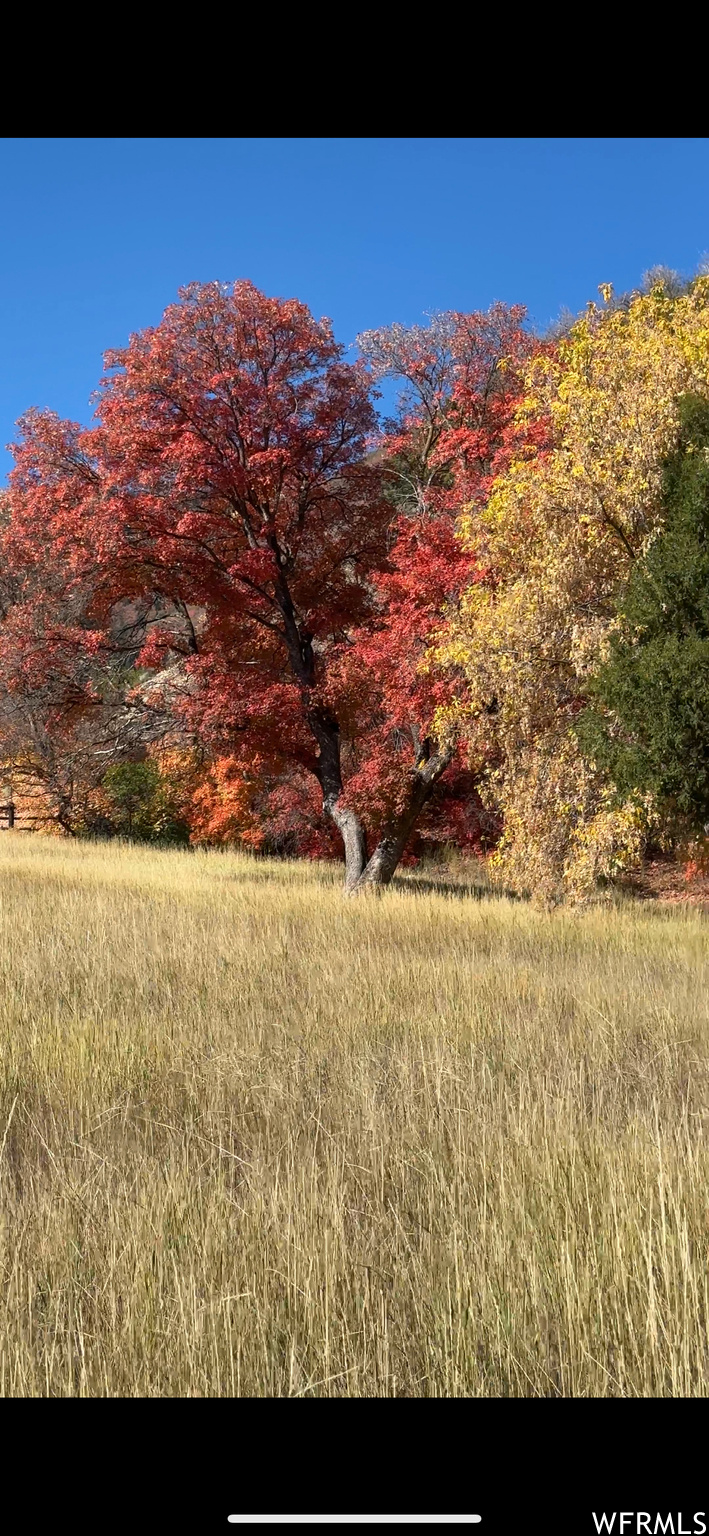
[273,577,368,891]
[324,792,368,890]
[309,707,367,891]
[349,744,454,894]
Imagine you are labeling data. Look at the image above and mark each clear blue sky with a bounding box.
[2,137,709,480]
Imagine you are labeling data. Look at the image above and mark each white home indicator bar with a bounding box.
[227,1519,482,1526]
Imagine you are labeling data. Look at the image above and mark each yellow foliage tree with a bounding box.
[433,276,709,899]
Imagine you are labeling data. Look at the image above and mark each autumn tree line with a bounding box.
[1,268,709,898]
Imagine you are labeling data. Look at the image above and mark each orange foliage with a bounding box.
[187,756,266,848]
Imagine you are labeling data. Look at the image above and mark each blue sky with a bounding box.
[2,137,709,479]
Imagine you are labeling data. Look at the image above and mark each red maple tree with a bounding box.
[338,304,537,883]
[2,283,535,885]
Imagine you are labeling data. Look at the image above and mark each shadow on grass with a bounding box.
[391,869,523,903]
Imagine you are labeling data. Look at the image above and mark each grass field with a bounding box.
[0,832,706,1397]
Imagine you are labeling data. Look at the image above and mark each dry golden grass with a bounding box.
[0,831,706,1397]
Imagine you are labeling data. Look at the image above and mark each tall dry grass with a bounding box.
[0,832,706,1396]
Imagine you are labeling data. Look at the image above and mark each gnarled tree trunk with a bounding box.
[276,587,368,891]
[325,792,368,890]
[309,707,367,891]
[349,742,454,893]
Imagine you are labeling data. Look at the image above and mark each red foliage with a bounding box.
[335,303,537,839]
[1,283,534,874]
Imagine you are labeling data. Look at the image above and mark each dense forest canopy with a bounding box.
[3,268,709,898]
